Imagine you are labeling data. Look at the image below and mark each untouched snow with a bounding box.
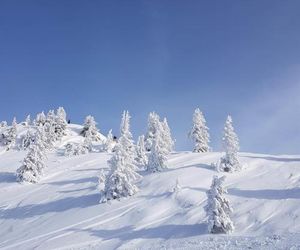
[1,125,300,249]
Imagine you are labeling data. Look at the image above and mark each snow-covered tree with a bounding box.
[0,121,7,128]
[25,115,31,126]
[81,115,101,141]
[217,116,241,172]
[54,107,67,139]
[4,117,17,150]
[100,111,140,202]
[16,126,47,183]
[189,108,210,153]
[83,128,93,152]
[64,142,89,156]
[34,112,46,126]
[145,112,160,151]
[20,129,35,150]
[104,129,115,153]
[147,122,168,172]
[205,175,234,234]
[161,118,175,153]
[172,178,182,194]
[119,111,136,164]
[135,135,148,166]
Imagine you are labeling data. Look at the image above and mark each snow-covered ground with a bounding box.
[1,125,300,249]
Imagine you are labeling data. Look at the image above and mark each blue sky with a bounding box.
[1,1,300,154]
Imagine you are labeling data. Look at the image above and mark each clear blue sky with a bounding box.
[1,1,300,154]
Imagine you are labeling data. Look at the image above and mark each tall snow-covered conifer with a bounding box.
[100,111,140,202]
[4,117,17,150]
[217,116,241,172]
[161,118,175,153]
[147,122,168,172]
[54,107,67,139]
[135,135,148,166]
[189,108,210,153]
[145,112,160,151]
[205,175,234,234]
[16,126,47,183]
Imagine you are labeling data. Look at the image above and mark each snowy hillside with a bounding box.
[1,124,300,249]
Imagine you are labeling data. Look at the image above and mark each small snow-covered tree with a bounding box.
[0,121,7,128]
[145,112,160,151]
[81,115,101,141]
[161,118,175,153]
[104,129,115,153]
[64,142,89,156]
[135,135,148,166]
[189,108,210,153]
[205,175,234,234]
[4,117,17,150]
[16,126,47,183]
[217,116,241,172]
[147,122,168,172]
[100,111,140,202]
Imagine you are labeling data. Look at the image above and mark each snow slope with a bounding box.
[1,125,300,249]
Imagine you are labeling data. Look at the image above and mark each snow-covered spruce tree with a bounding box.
[100,111,140,202]
[81,115,101,141]
[0,121,7,128]
[217,116,241,172]
[34,112,46,126]
[20,129,35,150]
[54,107,67,139]
[4,117,17,150]
[25,115,31,126]
[161,118,175,153]
[205,175,234,234]
[83,128,93,152]
[147,122,168,172]
[104,129,115,153]
[135,135,148,166]
[189,108,210,153]
[64,142,89,156]
[145,112,160,151]
[16,126,47,183]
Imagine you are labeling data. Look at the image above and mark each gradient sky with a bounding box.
[1,1,300,154]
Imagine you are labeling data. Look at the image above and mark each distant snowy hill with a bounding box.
[1,124,300,249]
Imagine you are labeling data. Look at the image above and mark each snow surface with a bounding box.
[1,124,300,249]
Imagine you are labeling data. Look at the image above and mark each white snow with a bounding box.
[1,124,300,249]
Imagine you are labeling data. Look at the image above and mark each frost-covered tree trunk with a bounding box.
[147,122,168,172]
[205,175,234,234]
[81,115,101,141]
[145,112,160,151]
[100,111,140,202]
[135,135,148,166]
[217,116,241,172]
[16,126,47,183]
[161,118,175,153]
[189,108,210,153]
